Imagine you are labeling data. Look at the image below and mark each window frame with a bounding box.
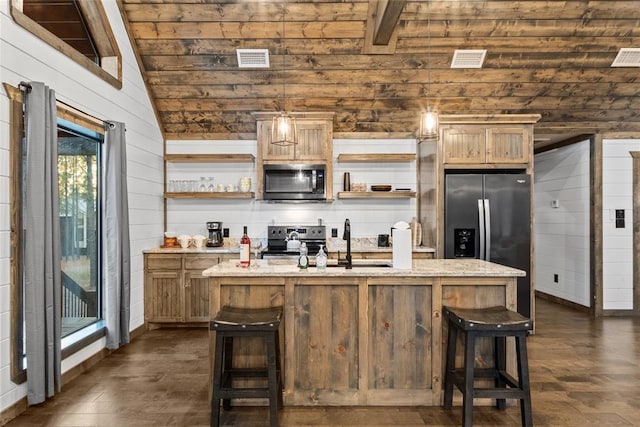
[10,0,122,89]
[5,83,109,384]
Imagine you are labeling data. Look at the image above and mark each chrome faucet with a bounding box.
[343,218,352,269]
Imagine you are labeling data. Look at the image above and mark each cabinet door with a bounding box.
[184,270,211,322]
[442,126,486,164]
[145,270,184,322]
[295,120,330,161]
[259,119,295,161]
[184,254,220,322]
[487,127,530,164]
[145,254,183,323]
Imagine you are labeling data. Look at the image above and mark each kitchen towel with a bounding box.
[392,228,412,269]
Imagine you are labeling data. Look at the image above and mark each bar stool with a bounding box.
[443,305,533,427]
[210,305,283,427]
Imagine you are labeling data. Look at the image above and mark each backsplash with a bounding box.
[165,139,417,241]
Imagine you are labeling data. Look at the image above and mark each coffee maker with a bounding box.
[206,221,224,247]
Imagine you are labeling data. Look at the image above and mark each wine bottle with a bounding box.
[240,226,251,267]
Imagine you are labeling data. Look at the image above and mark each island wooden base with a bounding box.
[208,271,517,407]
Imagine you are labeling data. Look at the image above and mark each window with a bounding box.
[6,83,107,383]
[10,0,122,88]
[58,119,103,337]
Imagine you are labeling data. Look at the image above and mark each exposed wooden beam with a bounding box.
[373,0,406,45]
[363,0,403,54]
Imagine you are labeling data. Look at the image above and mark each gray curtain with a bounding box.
[23,82,62,405]
[104,121,131,349]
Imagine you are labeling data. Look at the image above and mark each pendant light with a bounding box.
[271,0,297,146]
[418,1,438,143]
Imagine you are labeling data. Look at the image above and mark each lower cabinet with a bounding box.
[144,253,232,325]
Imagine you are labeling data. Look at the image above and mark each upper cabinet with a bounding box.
[440,115,539,168]
[255,112,334,163]
[254,112,335,200]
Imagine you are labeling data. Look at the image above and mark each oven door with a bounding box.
[263,164,325,200]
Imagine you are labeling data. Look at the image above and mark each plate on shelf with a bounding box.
[371,185,392,192]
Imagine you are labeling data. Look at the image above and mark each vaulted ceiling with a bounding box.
[118,0,640,145]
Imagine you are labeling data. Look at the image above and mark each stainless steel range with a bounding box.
[262,225,326,258]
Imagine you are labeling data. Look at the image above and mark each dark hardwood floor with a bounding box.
[6,298,640,426]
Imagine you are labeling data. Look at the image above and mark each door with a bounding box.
[484,174,531,317]
[444,174,484,259]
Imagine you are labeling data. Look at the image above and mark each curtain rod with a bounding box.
[18,81,31,92]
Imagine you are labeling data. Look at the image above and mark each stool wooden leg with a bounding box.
[495,336,507,410]
[443,322,458,409]
[516,334,533,427]
[266,334,279,427]
[211,332,225,427]
[222,336,234,411]
[462,332,475,427]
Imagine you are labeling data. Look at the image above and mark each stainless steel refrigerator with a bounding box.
[445,173,531,317]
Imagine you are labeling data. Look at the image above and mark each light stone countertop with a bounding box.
[143,247,240,254]
[202,258,525,278]
[144,237,435,255]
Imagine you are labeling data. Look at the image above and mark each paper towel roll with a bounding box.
[392,228,412,269]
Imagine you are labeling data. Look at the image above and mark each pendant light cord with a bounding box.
[427,0,431,109]
[282,0,286,112]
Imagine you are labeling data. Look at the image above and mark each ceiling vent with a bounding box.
[451,49,487,68]
[611,48,640,67]
[236,49,270,68]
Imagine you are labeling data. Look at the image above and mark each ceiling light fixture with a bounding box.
[418,1,438,143]
[271,0,297,146]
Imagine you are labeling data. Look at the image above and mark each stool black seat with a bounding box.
[210,305,283,427]
[443,305,533,427]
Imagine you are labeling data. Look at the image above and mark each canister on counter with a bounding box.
[343,172,351,191]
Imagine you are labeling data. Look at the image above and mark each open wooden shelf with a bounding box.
[165,154,255,163]
[165,192,255,199]
[337,191,416,199]
[337,153,416,163]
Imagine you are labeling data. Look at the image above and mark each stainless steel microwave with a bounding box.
[263,164,326,201]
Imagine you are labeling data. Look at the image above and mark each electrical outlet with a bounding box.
[616,209,625,228]
[553,274,558,283]
[223,228,229,238]
[331,228,338,237]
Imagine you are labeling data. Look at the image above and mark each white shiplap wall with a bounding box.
[602,139,639,310]
[165,139,418,242]
[0,0,164,412]
[533,140,590,306]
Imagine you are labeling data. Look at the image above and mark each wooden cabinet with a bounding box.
[441,123,532,166]
[257,115,333,162]
[144,252,230,325]
[254,112,335,200]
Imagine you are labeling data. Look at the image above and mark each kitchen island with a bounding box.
[203,259,524,406]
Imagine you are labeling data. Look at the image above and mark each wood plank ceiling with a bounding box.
[118,0,640,145]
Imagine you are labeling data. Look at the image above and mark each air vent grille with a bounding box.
[236,49,270,68]
[451,49,487,68]
[611,48,640,67]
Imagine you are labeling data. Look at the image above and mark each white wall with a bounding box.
[165,139,418,242]
[534,141,590,306]
[0,0,164,412]
[602,139,639,310]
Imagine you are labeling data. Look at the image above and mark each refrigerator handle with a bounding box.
[478,199,485,260]
[484,199,491,261]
